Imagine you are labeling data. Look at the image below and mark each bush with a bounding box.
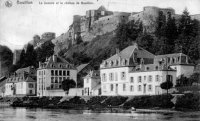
[87,96,107,106]
[175,93,200,111]
[123,95,174,109]
[103,96,128,106]
[68,96,86,104]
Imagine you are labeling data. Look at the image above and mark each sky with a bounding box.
[0,0,200,51]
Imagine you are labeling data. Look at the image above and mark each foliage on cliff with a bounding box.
[0,45,13,75]
[10,40,54,72]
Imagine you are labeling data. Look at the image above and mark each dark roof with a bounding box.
[84,70,100,79]
[77,63,89,73]
[15,66,35,74]
[105,45,155,62]
[40,55,76,70]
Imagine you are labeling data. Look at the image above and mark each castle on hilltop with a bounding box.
[64,6,176,45]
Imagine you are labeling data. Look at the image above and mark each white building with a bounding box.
[154,53,195,78]
[83,70,101,96]
[100,44,194,96]
[4,66,36,96]
[37,55,77,97]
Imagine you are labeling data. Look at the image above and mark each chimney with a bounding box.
[53,55,57,63]
[132,41,138,49]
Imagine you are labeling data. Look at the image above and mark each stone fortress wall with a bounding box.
[129,6,175,33]
[66,6,178,44]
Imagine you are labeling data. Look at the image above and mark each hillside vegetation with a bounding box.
[0,45,13,76]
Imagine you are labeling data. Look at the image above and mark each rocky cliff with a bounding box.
[52,6,181,54]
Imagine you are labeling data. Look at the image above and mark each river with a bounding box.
[0,107,199,121]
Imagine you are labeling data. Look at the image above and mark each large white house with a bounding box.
[37,55,77,96]
[100,43,194,96]
[4,66,36,96]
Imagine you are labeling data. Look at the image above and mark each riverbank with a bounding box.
[0,93,199,111]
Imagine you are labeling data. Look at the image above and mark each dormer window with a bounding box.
[51,64,54,68]
[59,64,62,68]
[172,58,175,64]
[125,59,127,65]
[115,60,118,66]
[105,61,108,67]
[110,61,113,66]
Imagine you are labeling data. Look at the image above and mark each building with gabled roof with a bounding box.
[37,55,77,96]
[154,53,194,78]
[100,43,194,96]
[4,66,36,96]
[83,70,101,96]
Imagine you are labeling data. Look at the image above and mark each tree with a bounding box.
[115,20,143,50]
[0,45,13,75]
[176,75,190,87]
[160,79,173,95]
[24,44,37,67]
[61,79,76,95]
[17,49,26,67]
[189,73,200,84]
[36,40,54,63]
[174,8,200,63]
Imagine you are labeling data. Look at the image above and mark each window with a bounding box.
[144,76,146,80]
[59,70,62,76]
[148,75,152,82]
[86,78,89,83]
[29,90,33,94]
[55,77,58,83]
[63,77,66,81]
[148,85,152,91]
[55,70,58,76]
[123,84,126,91]
[138,85,142,91]
[28,83,34,88]
[103,84,106,92]
[63,71,66,76]
[51,77,54,83]
[156,75,160,82]
[130,77,134,83]
[67,71,70,76]
[121,72,126,80]
[59,77,62,83]
[109,73,114,81]
[59,84,62,89]
[110,84,114,91]
[115,72,118,81]
[130,85,134,92]
[138,76,142,83]
[102,73,107,82]
[166,75,173,82]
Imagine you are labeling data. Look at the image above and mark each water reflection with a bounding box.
[0,107,199,121]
